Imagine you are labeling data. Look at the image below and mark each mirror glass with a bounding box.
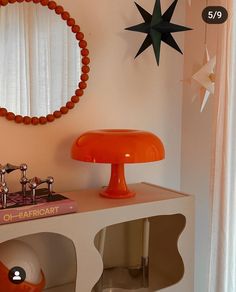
[0,3,81,117]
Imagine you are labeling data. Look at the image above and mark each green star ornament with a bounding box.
[126,0,192,65]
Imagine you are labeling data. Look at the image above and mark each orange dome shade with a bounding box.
[71,129,165,163]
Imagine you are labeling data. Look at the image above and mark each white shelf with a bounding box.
[0,183,194,292]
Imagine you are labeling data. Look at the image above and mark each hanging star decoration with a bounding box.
[125,0,192,65]
[192,47,216,112]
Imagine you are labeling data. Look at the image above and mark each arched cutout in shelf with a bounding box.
[2,232,77,291]
[93,214,186,292]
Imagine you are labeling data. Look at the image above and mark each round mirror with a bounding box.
[0,0,90,125]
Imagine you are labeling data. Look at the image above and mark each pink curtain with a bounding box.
[208,1,235,291]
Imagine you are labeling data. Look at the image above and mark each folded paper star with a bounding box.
[192,47,216,112]
[125,0,192,65]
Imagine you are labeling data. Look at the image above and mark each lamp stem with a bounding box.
[109,164,127,193]
[100,163,135,198]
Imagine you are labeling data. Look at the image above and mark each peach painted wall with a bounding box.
[181,1,219,291]
[0,0,184,193]
[0,0,186,288]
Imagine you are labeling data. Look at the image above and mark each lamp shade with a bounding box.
[71,129,165,198]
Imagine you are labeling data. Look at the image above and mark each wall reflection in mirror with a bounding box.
[0,3,81,117]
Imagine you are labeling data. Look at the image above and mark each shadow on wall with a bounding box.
[149,214,186,290]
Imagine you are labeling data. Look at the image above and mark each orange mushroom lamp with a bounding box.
[71,129,165,199]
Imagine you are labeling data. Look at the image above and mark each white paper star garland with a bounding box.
[192,47,216,112]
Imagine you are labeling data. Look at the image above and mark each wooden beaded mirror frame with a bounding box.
[0,0,90,125]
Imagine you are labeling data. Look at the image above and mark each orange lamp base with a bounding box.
[100,164,135,199]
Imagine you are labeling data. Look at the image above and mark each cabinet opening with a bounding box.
[5,232,77,291]
[93,214,186,292]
